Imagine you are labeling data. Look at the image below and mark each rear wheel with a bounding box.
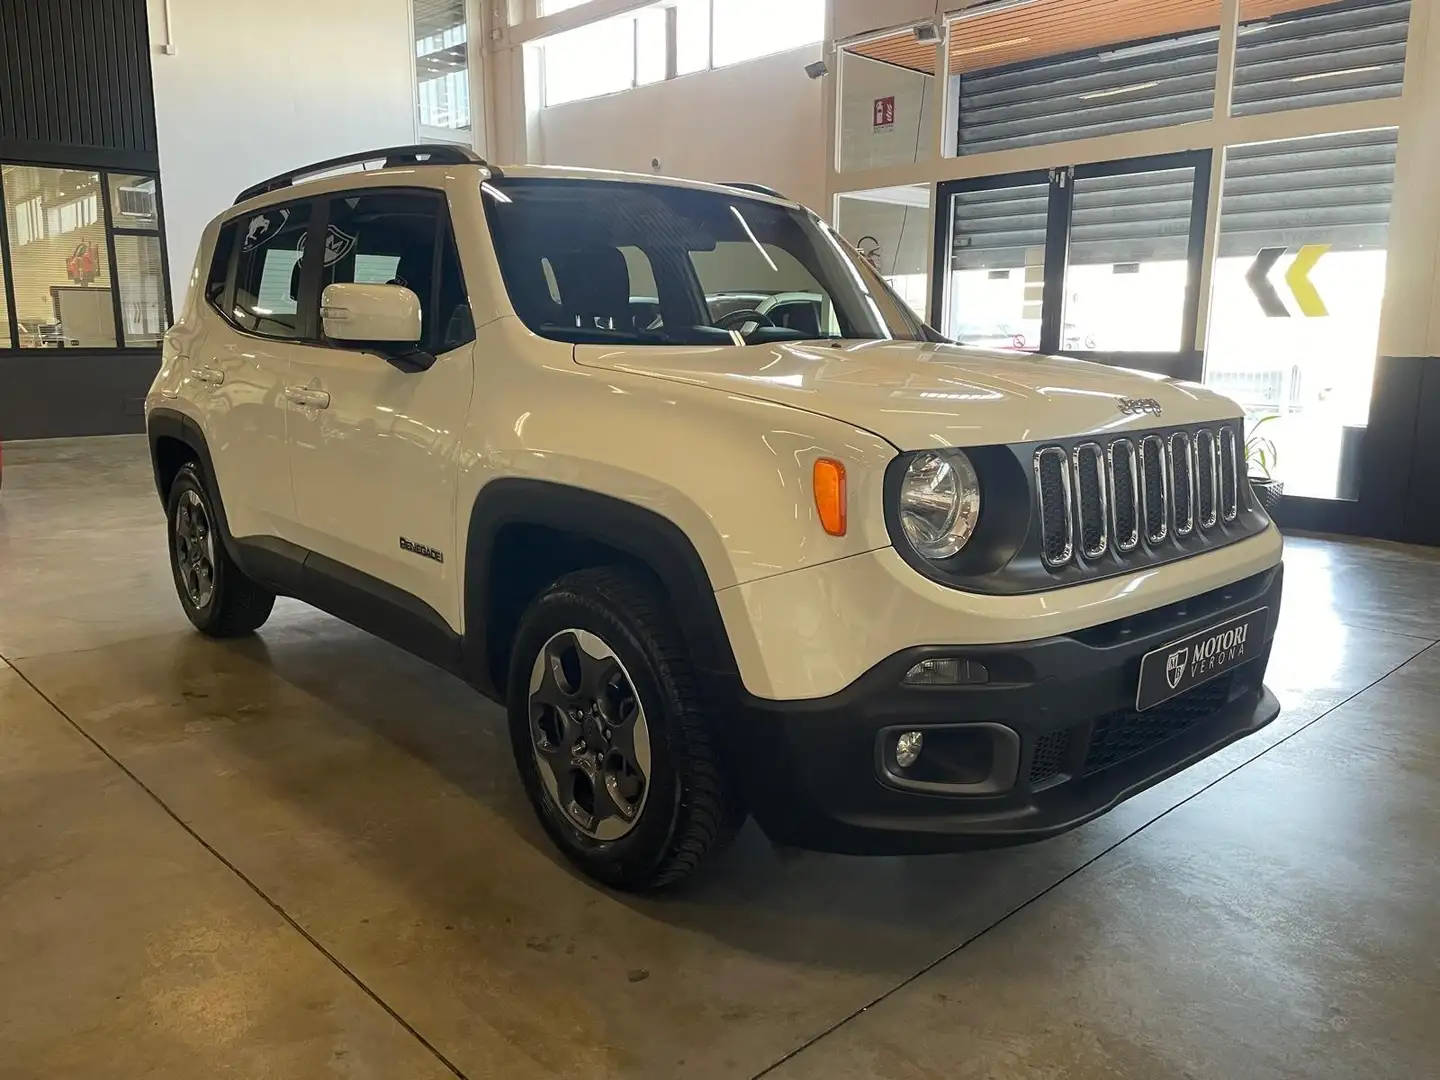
[166,463,275,637]
[507,566,742,890]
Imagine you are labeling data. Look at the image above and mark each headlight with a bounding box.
[898,450,982,559]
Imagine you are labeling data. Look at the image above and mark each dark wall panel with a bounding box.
[0,0,158,171]
[0,352,158,439]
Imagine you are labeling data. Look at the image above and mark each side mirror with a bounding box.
[321,282,433,370]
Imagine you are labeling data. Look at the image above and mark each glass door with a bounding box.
[935,151,1211,379]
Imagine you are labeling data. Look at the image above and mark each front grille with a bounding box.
[1029,729,1072,786]
[1073,443,1107,559]
[1109,439,1140,553]
[1082,671,1238,776]
[1195,429,1218,529]
[1035,447,1073,567]
[1219,426,1240,522]
[1034,422,1241,569]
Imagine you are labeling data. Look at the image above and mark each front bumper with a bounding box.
[724,563,1283,855]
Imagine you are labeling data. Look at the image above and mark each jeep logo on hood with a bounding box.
[1117,397,1163,417]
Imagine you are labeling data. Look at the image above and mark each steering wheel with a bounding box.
[714,308,776,333]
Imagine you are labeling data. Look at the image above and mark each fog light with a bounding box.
[902,658,989,686]
[895,730,924,768]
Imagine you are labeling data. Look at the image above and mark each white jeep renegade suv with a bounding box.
[147,146,1284,890]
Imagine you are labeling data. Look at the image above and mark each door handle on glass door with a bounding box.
[193,366,225,385]
[284,386,331,409]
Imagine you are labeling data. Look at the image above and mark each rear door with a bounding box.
[196,200,319,540]
[284,188,475,627]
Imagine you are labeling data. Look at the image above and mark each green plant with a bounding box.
[1244,414,1279,480]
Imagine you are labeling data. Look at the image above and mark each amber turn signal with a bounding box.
[813,458,847,537]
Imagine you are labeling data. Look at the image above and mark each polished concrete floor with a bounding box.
[1,435,1436,1080]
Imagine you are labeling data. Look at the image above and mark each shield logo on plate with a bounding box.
[1165,647,1189,690]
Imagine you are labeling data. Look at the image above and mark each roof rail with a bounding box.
[724,181,789,200]
[234,145,495,205]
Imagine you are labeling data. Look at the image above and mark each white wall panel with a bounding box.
[147,0,416,307]
[535,45,827,210]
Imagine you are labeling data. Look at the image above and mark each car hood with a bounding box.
[574,339,1239,450]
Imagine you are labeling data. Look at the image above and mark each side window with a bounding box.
[205,221,238,311]
[321,190,472,354]
[232,202,313,338]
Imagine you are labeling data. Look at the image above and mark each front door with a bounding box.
[284,188,475,628]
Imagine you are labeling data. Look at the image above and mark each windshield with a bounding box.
[482,178,925,347]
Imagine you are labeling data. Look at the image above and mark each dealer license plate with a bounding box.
[1135,608,1269,712]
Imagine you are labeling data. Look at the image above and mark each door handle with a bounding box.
[193,366,226,385]
[284,386,330,409]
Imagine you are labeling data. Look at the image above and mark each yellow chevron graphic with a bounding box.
[1286,244,1330,317]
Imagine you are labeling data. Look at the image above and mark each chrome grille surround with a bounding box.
[1169,431,1196,538]
[1033,423,1244,571]
[1139,434,1169,544]
[1107,439,1141,553]
[1194,428,1219,530]
[1219,426,1240,522]
[1034,446,1074,569]
[1072,443,1108,560]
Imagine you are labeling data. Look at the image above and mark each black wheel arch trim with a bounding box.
[462,478,742,701]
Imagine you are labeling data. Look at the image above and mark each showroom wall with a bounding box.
[145,0,417,307]
[533,45,826,210]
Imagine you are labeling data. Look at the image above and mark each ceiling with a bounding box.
[848,0,1325,75]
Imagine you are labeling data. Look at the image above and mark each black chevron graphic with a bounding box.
[1246,246,1290,318]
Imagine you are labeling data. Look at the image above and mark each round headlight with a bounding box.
[899,450,982,559]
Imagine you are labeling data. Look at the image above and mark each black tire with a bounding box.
[507,566,743,891]
[166,462,275,637]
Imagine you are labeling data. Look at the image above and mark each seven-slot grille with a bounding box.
[1036,424,1243,569]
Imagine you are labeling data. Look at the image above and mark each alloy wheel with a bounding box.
[173,488,216,609]
[527,629,652,841]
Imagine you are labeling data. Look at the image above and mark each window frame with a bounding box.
[222,186,471,357]
[221,197,324,344]
[0,160,173,353]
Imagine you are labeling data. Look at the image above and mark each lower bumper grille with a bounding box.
[1082,670,1241,776]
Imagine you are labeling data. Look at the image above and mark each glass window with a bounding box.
[1203,129,1397,500]
[835,185,932,318]
[232,202,313,339]
[636,6,669,85]
[944,1,1220,156]
[481,177,924,346]
[942,179,1050,349]
[0,247,10,347]
[838,37,938,174]
[541,14,637,105]
[319,191,472,353]
[1063,167,1196,353]
[676,0,711,74]
[1233,0,1408,117]
[108,173,160,230]
[1,165,116,348]
[206,221,237,309]
[114,234,167,348]
[712,0,823,67]
[414,0,471,133]
[540,0,594,13]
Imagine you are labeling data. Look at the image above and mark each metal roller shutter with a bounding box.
[1232,0,1409,116]
[1218,127,1397,255]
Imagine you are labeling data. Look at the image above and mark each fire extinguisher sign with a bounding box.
[873,96,896,131]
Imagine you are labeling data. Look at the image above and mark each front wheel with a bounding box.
[507,567,742,890]
[166,463,275,637]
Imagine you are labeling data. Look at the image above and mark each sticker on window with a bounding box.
[243,208,291,250]
[322,224,358,266]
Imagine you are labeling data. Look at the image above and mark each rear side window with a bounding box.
[205,221,237,309]
[318,190,472,353]
[232,202,313,338]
